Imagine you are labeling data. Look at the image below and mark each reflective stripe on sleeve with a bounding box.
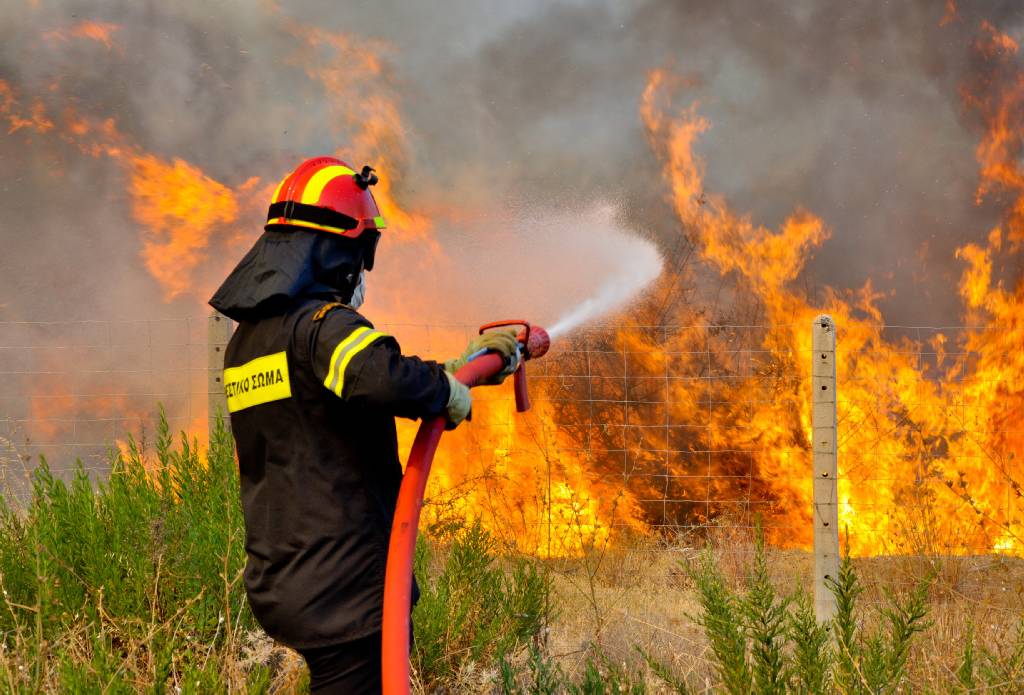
[323,327,388,396]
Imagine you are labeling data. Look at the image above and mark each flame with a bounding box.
[0,80,54,135]
[43,21,121,50]
[24,373,210,475]
[940,1,958,27]
[976,20,1019,59]
[23,360,144,470]
[129,155,240,300]
[19,102,273,304]
[627,37,1024,555]
[400,380,646,556]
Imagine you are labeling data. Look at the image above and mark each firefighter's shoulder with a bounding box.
[312,301,359,323]
[308,301,377,332]
[308,304,396,397]
[306,301,383,344]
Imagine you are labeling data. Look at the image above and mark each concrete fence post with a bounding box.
[812,314,840,622]
[208,311,232,437]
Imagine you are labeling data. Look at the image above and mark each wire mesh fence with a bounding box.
[0,315,1019,571]
[0,318,209,501]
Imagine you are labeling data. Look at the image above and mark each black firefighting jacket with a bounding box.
[223,298,450,648]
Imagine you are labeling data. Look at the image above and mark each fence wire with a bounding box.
[0,317,1020,563]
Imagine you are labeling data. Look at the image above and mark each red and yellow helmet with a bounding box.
[266,156,387,240]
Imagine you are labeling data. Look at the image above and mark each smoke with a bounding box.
[1,0,1022,325]
[540,206,663,338]
[373,201,663,332]
[327,0,1024,326]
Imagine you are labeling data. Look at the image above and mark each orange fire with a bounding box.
[629,14,1024,555]
[129,156,240,300]
[284,22,434,242]
[43,21,121,50]
[0,79,54,135]
[940,0,959,28]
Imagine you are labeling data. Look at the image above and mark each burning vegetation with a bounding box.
[1,2,1023,561]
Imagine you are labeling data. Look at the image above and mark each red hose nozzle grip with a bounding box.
[514,324,549,412]
[478,321,550,361]
[479,322,549,412]
[513,364,530,412]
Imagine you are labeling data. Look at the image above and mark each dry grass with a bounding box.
[534,530,1024,693]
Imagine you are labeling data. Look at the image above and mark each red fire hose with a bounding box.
[381,321,550,694]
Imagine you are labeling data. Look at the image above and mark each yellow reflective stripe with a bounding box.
[300,165,355,205]
[373,215,387,229]
[323,328,387,396]
[265,217,351,236]
[323,326,370,392]
[224,351,292,413]
[333,330,386,396]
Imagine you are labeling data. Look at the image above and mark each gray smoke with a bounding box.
[1,0,1022,326]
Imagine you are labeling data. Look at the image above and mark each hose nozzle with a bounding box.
[517,325,550,361]
[478,320,550,361]
[478,320,550,412]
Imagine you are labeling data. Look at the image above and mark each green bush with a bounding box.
[955,621,1024,694]
[668,526,933,695]
[0,411,258,692]
[498,643,648,695]
[412,521,548,687]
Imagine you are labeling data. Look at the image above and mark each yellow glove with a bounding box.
[444,371,472,428]
[443,328,520,385]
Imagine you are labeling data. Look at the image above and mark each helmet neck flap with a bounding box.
[209,229,370,322]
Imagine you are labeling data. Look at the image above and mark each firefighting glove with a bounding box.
[443,328,520,385]
[444,371,472,429]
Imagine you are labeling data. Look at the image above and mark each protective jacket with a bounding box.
[211,229,448,650]
[221,297,449,648]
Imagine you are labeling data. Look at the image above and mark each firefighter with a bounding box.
[209,157,519,693]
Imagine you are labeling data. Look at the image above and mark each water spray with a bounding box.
[547,253,661,339]
[381,320,551,694]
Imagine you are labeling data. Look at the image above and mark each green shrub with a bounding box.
[956,621,1024,694]
[0,411,256,692]
[788,589,830,695]
[412,521,548,687]
[677,527,932,695]
[498,643,648,695]
[686,548,751,694]
[828,555,931,694]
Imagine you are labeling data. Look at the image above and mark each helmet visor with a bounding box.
[362,231,381,271]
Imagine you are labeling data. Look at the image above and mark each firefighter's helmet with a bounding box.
[265,156,386,268]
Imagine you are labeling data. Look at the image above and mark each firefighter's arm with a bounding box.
[312,318,451,420]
